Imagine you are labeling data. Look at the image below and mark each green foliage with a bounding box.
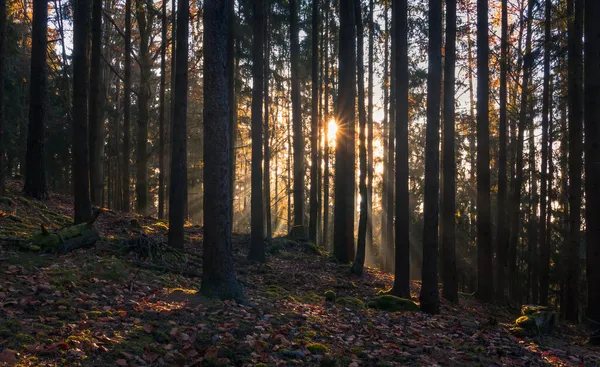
[367,295,419,312]
[337,297,366,310]
[307,342,329,354]
[324,290,336,302]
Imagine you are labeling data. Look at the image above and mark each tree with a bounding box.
[352,0,367,275]
[89,0,105,207]
[290,0,304,236]
[264,0,272,238]
[168,0,189,250]
[565,0,583,323]
[201,0,243,300]
[442,0,458,304]
[158,0,168,219]
[366,0,374,253]
[334,0,356,263]
[249,0,265,262]
[0,0,5,194]
[72,0,92,223]
[584,0,600,324]
[420,0,442,314]
[322,0,331,247]
[495,0,508,303]
[309,0,319,243]
[390,0,409,298]
[122,0,132,212]
[24,0,49,200]
[476,0,493,302]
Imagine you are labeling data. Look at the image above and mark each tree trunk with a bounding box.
[168,0,188,250]
[249,0,265,262]
[475,0,493,302]
[228,0,236,224]
[565,0,583,323]
[72,0,92,223]
[309,0,319,243]
[158,0,167,220]
[0,0,5,194]
[264,1,272,239]
[352,0,367,276]
[333,0,356,263]
[290,0,305,235]
[381,5,389,262]
[442,0,457,304]
[89,0,104,207]
[122,0,132,212]
[528,105,539,305]
[322,0,330,247]
[24,0,49,200]
[390,0,409,299]
[201,0,243,300]
[366,0,374,257]
[584,0,600,324]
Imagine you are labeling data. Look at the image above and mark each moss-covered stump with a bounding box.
[510,305,556,337]
[367,295,419,312]
[25,222,100,253]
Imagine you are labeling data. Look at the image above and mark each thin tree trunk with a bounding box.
[584,0,600,324]
[122,0,132,212]
[0,0,5,194]
[309,0,319,243]
[352,0,367,275]
[158,0,167,219]
[89,0,104,207]
[228,0,236,224]
[264,0,272,239]
[249,0,265,262]
[475,0,493,301]
[390,0,409,299]
[565,0,583,323]
[381,5,389,261]
[322,0,330,247]
[442,0,457,304]
[366,0,374,254]
[334,0,356,263]
[24,0,49,200]
[168,0,189,250]
[528,105,539,304]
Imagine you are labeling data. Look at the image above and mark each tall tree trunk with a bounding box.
[390,0,409,298]
[89,0,104,207]
[565,0,583,323]
[122,0,132,212]
[290,0,305,236]
[352,0,367,275]
[228,0,236,224]
[584,0,600,324]
[476,0,493,301]
[201,0,243,300]
[309,0,320,243]
[334,0,356,263]
[158,0,167,219]
[466,1,476,248]
[381,4,389,265]
[420,0,442,314]
[528,107,539,305]
[322,0,330,247]
[366,0,374,256]
[386,6,395,267]
[249,0,265,262]
[0,0,5,194]
[135,1,153,216]
[24,0,49,200]
[168,0,189,250]
[538,0,551,306]
[442,0,457,304]
[264,1,272,239]
[72,0,92,223]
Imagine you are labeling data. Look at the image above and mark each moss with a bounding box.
[264,285,288,299]
[515,315,536,329]
[324,290,336,302]
[367,295,419,312]
[297,292,324,304]
[304,330,317,338]
[153,222,169,231]
[0,318,22,337]
[521,305,547,316]
[337,297,366,310]
[307,343,329,355]
[303,242,323,255]
[8,333,36,350]
[255,364,268,367]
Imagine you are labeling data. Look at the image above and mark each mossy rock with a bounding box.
[26,222,99,252]
[521,305,547,316]
[307,342,329,354]
[515,315,536,329]
[324,290,336,302]
[337,297,366,310]
[367,295,419,312]
[303,242,323,255]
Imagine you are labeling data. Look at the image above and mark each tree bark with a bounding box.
[309,0,319,243]
[0,0,5,194]
[72,0,92,223]
[122,0,132,212]
[201,0,243,300]
[366,0,374,260]
[352,0,367,275]
[333,0,356,263]
[24,0,49,200]
[476,0,493,302]
[249,0,265,262]
[442,0,457,304]
[565,0,583,323]
[168,0,189,250]
[322,0,330,247]
[528,103,539,304]
[390,0,409,299]
[264,1,272,239]
[158,0,167,219]
[381,6,389,261]
[89,0,105,207]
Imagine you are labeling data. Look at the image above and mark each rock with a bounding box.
[513,305,557,336]
[367,295,419,312]
[25,222,99,253]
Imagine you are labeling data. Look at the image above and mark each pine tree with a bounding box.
[89,0,105,207]
[158,0,168,220]
[122,0,132,212]
[309,0,320,243]
[0,0,6,194]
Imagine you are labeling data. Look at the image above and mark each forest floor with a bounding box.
[0,180,598,367]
